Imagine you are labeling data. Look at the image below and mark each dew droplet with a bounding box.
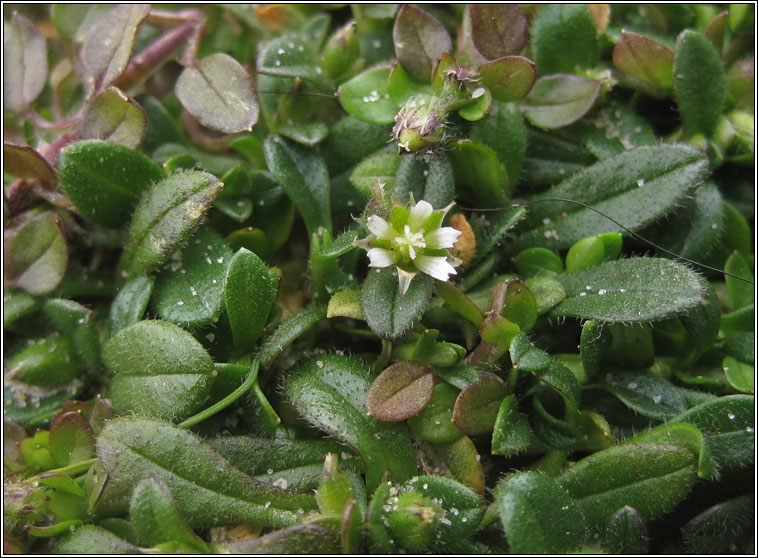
[652,395,662,404]
[728,412,736,420]
[177,301,184,306]
[627,382,638,389]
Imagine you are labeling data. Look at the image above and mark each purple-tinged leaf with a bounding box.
[613,30,674,91]
[479,56,536,102]
[469,4,528,60]
[3,13,48,112]
[5,211,68,295]
[81,4,150,88]
[367,360,435,422]
[393,5,453,83]
[522,74,601,129]
[452,372,508,436]
[3,143,56,184]
[704,11,729,54]
[80,87,147,149]
[176,53,259,134]
[48,411,95,468]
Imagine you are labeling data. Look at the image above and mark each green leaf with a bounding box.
[557,443,698,526]
[213,524,341,554]
[512,247,563,276]
[59,139,166,228]
[613,31,674,93]
[263,135,331,235]
[257,35,331,89]
[565,235,605,272]
[119,170,223,279]
[3,13,48,112]
[327,288,364,320]
[152,227,232,329]
[603,506,649,554]
[3,289,39,328]
[176,52,259,134]
[495,471,586,554]
[448,141,507,207]
[467,100,527,190]
[42,298,101,374]
[103,320,215,422]
[130,476,209,552]
[592,370,687,420]
[95,417,316,527]
[551,258,706,322]
[392,4,452,83]
[50,525,139,554]
[408,381,463,443]
[283,354,418,492]
[259,307,326,368]
[470,206,526,266]
[3,143,56,183]
[48,411,95,468]
[361,267,434,340]
[393,151,455,209]
[6,336,78,388]
[491,395,531,456]
[224,248,277,354]
[674,30,726,137]
[109,275,155,335]
[522,75,602,129]
[479,56,536,104]
[388,60,432,107]
[531,4,599,74]
[81,4,150,88]
[367,361,435,422]
[80,87,147,149]
[722,357,754,393]
[337,65,397,125]
[469,4,528,59]
[350,149,401,196]
[725,251,754,309]
[6,211,68,295]
[681,494,754,554]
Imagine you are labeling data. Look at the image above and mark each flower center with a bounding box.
[393,224,426,262]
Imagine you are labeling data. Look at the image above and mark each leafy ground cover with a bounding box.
[3,4,755,554]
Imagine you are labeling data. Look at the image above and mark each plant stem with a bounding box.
[27,458,98,482]
[178,357,260,429]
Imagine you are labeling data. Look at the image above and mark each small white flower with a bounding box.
[360,199,462,294]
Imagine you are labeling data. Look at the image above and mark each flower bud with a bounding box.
[321,21,360,80]
[439,65,485,110]
[4,480,48,528]
[393,98,447,153]
[385,491,441,550]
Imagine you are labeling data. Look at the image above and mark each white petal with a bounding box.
[425,227,461,249]
[408,200,434,231]
[367,215,395,240]
[367,247,397,268]
[396,268,416,295]
[416,255,457,281]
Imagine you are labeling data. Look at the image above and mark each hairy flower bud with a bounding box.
[392,98,447,153]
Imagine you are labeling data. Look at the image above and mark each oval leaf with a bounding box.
[58,139,166,228]
[495,471,586,554]
[224,247,277,354]
[103,320,215,421]
[176,52,258,134]
[259,307,326,368]
[3,13,48,112]
[479,56,536,102]
[263,135,331,235]
[283,354,418,492]
[393,5,452,83]
[452,373,508,436]
[557,443,698,526]
[674,30,726,137]
[119,170,223,279]
[613,31,674,91]
[361,266,434,340]
[109,275,155,335]
[48,411,95,468]
[511,144,708,251]
[81,4,150,88]
[6,211,68,295]
[153,227,232,328]
[531,4,599,75]
[551,258,707,323]
[367,360,435,422]
[80,87,147,149]
[469,4,528,59]
[522,74,601,129]
[95,416,316,527]
[337,65,398,125]
[3,143,56,183]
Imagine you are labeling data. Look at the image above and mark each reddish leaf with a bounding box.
[393,5,453,82]
[613,31,674,91]
[3,143,56,184]
[469,4,528,60]
[367,360,435,422]
[48,411,95,468]
[453,372,508,436]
